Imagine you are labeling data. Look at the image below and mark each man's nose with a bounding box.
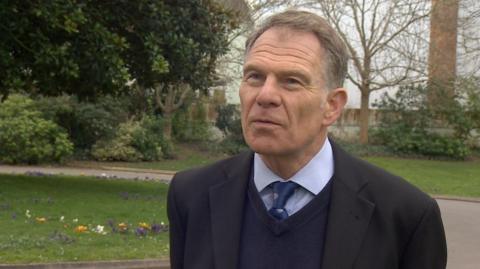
[256,77,281,108]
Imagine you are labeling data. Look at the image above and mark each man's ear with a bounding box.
[322,88,347,126]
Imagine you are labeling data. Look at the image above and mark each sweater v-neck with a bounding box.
[247,176,333,236]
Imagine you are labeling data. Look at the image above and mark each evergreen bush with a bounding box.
[0,95,73,164]
[34,95,129,152]
[91,116,166,161]
[132,116,165,161]
[91,121,143,162]
[372,81,478,159]
[173,101,211,142]
[71,96,129,150]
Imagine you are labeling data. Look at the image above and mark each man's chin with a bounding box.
[246,141,284,156]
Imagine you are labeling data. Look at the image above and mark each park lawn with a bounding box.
[1,156,478,264]
[95,153,480,198]
[0,174,169,264]
[365,157,480,198]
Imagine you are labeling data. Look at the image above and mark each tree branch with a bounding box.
[172,83,191,111]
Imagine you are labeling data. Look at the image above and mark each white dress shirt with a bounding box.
[254,138,334,216]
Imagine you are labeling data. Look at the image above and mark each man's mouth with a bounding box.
[251,119,281,127]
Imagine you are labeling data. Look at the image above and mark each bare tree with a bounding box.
[304,0,430,144]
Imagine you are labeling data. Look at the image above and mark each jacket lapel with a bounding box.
[322,142,375,269]
[209,151,253,269]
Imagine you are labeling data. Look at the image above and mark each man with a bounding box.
[167,10,447,269]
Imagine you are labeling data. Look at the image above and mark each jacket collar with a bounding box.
[321,141,375,269]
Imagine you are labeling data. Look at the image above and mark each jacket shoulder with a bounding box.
[356,156,433,206]
[332,143,436,211]
[169,151,252,201]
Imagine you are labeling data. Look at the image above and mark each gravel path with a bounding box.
[0,164,173,183]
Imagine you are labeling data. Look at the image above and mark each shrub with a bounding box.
[34,94,76,130]
[91,121,144,162]
[456,77,480,133]
[33,95,130,152]
[215,104,247,154]
[0,94,39,118]
[372,82,476,159]
[73,102,119,149]
[91,116,166,161]
[172,109,190,141]
[0,95,73,164]
[217,136,249,155]
[71,96,130,150]
[173,101,211,142]
[215,104,239,135]
[131,116,165,161]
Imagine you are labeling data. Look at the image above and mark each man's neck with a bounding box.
[259,136,327,179]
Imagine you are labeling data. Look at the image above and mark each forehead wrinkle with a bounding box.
[251,43,316,57]
[252,33,323,54]
[250,43,318,63]
[247,54,314,75]
[250,49,318,68]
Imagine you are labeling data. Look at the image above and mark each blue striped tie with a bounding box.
[268,181,298,220]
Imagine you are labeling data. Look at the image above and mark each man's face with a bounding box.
[240,27,331,158]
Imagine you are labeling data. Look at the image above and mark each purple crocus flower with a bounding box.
[151,224,161,234]
[135,227,147,236]
[151,222,169,233]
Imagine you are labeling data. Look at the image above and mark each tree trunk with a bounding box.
[162,112,173,141]
[154,84,176,142]
[359,90,370,144]
[154,83,192,142]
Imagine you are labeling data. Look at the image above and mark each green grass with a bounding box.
[0,174,169,264]
[77,150,480,198]
[72,142,226,172]
[84,152,480,199]
[365,157,480,198]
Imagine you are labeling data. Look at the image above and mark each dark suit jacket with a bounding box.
[167,142,447,269]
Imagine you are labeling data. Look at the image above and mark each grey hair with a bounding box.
[245,10,349,90]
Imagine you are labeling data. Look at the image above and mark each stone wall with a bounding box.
[330,109,381,142]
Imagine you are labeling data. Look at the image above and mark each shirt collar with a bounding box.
[254,138,334,195]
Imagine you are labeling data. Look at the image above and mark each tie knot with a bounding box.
[271,181,298,211]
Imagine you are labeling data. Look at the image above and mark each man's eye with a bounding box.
[244,72,264,84]
[284,78,303,89]
[247,73,260,80]
[286,78,300,85]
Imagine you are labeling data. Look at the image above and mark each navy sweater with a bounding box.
[238,178,333,269]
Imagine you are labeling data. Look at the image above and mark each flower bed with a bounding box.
[0,174,169,264]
